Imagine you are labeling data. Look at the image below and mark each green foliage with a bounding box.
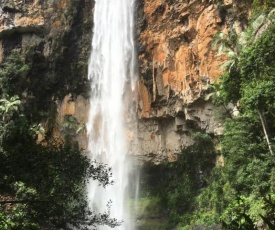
[0,95,21,123]
[132,196,168,230]
[188,115,275,228]
[240,24,275,81]
[219,70,241,104]
[0,50,29,97]
[0,50,118,230]
[238,24,275,122]
[211,28,243,104]
[0,113,117,229]
[189,11,275,230]
[62,114,79,131]
[0,49,48,123]
[178,8,275,229]
[252,0,275,12]
[62,114,86,134]
[139,133,216,228]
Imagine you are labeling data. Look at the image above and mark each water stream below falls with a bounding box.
[87,0,136,229]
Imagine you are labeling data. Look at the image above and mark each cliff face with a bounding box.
[0,0,251,162]
[133,0,251,163]
[0,0,93,144]
[0,0,93,61]
[137,0,224,111]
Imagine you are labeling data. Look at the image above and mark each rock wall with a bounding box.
[0,0,94,144]
[133,0,251,163]
[0,0,251,163]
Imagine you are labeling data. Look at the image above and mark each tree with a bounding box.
[0,116,119,229]
[0,50,29,97]
[0,95,21,124]
[0,50,120,229]
[191,13,275,229]
[240,24,275,155]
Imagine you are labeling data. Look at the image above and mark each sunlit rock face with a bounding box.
[138,1,224,109]
[0,0,251,163]
[133,0,251,163]
[0,0,44,34]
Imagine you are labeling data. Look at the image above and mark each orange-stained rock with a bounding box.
[57,0,70,9]
[133,0,251,162]
[0,0,252,162]
[0,0,44,33]
[137,80,151,118]
[138,0,229,113]
[56,94,89,149]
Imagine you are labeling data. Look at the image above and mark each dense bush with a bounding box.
[0,50,118,229]
[139,132,216,229]
[187,15,275,230]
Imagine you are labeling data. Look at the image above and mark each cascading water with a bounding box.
[86,0,136,229]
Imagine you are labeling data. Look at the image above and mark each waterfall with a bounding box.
[86,0,136,229]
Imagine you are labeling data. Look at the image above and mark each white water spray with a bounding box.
[87,0,136,229]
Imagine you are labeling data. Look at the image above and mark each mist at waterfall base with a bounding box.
[86,0,138,229]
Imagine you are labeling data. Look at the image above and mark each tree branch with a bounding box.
[0,200,47,204]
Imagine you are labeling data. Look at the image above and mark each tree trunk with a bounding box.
[258,110,273,155]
